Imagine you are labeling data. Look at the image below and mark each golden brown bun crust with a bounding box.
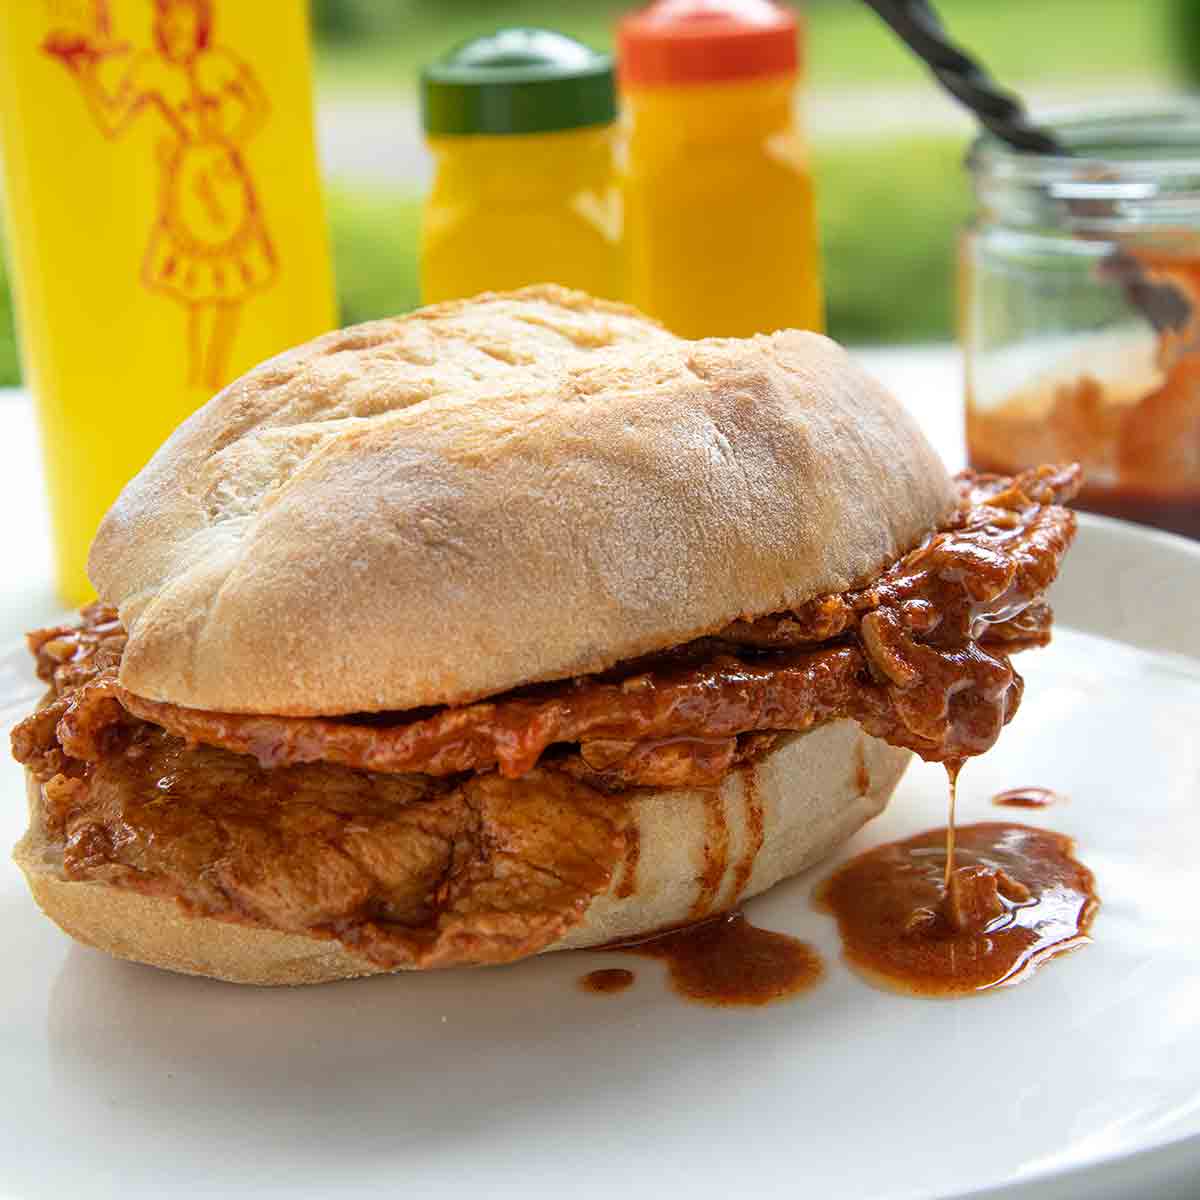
[16,722,910,985]
[88,286,955,716]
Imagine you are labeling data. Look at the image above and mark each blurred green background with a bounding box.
[0,0,1195,385]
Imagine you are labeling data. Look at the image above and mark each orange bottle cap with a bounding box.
[618,0,799,87]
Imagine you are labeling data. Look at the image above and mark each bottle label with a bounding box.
[41,0,282,390]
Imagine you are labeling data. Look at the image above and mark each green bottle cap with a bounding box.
[421,28,616,136]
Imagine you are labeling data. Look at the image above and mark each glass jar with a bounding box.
[961,103,1200,540]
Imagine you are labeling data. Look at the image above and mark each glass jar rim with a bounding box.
[969,99,1200,187]
[968,100,1200,227]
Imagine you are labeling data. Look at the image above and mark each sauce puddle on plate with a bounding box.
[992,786,1064,809]
[579,968,635,995]
[594,912,823,1007]
[583,771,1094,1005]
[815,821,1098,996]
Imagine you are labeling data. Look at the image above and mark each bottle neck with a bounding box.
[623,73,797,141]
[427,124,616,193]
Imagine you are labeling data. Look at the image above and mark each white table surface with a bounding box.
[0,344,965,645]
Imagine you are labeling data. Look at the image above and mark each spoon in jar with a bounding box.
[862,0,1193,336]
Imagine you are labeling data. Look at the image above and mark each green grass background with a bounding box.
[0,0,1191,386]
[313,0,1182,91]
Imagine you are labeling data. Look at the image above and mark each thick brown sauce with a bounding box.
[816,822,1098,996]
[615,821,640,899]
[612,912,823,1007]
[690,792,730,920]
[993,786,1063,809]
[943,758,963,887]
[854,741,871,795]
[730,765,765,902]
[579,968,635,995]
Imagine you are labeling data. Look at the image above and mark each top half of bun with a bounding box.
[89,285,955,717]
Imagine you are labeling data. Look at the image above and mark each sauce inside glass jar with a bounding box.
[963,104,1200,540]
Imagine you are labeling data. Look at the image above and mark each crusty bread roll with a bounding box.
[17,722,910,985]
[89,285,954,716]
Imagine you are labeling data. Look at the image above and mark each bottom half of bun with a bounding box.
[15,720,910,986]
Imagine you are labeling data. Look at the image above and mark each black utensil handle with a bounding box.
[862,0,1193,334]
[862,0,1065,154]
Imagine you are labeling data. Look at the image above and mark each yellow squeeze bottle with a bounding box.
[420,29,622,305]
[619,0,823,339]
[0,0,336,603]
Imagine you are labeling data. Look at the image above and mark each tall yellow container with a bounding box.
[420,29,622,305]
[619,0,823,339]
[0,0,336,603]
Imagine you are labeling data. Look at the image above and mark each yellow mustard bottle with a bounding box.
[0,0,336,604]
[420,29,622,305]
[619,0,822,339]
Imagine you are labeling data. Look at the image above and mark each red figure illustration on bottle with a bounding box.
[43,0,278,390]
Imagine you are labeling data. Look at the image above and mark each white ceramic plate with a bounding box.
[1,515,1198,1200]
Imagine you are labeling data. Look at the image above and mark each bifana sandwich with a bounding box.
[10,287,1078,984]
